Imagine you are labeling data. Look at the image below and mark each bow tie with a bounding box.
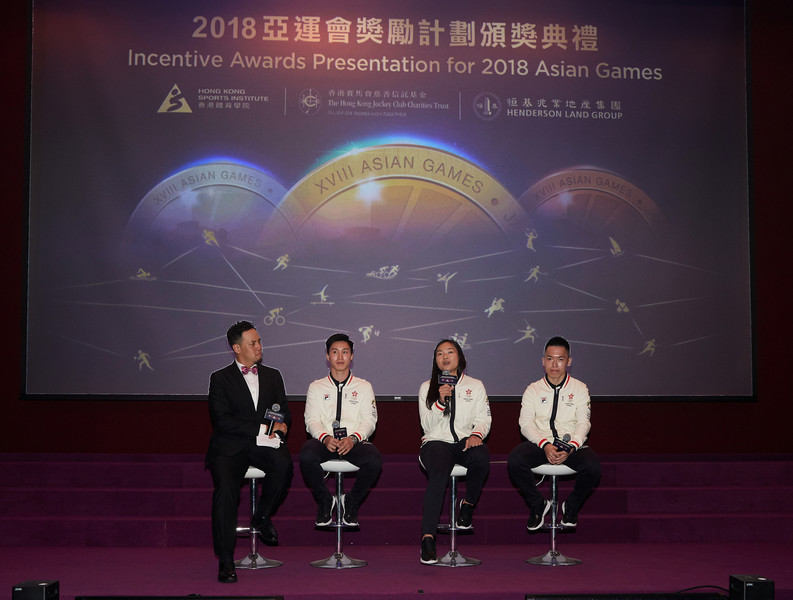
[241,365,258,375]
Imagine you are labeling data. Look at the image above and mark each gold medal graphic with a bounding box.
[519,167,668,245]
[123,162,289,252]
[275,144,528,255]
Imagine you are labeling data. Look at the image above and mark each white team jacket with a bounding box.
[518,374,592,450]
[304,374,378,443]
[418,373,491,445]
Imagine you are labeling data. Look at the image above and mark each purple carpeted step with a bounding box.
[604,458,793,487]
[0,458,207,488]
[3,510,792,548]
[2,452,792,548]
[5,481,789,519]
[8,454,789,491]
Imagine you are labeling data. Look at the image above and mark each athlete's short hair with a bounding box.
[544,336,570,354]
[326,332,354,354]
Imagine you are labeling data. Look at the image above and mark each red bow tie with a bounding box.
[241,365,258,375]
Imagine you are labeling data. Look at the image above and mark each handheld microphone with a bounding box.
[553,433,574,453]
[438,370,458,403]
[264,403,285,436]
[332,419,347,440]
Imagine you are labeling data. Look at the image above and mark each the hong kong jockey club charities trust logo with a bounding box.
[299,88,322,115]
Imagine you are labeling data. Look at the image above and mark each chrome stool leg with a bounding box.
[311,462,366,569]
[235,470,282,569]
[435,471,480,567]
[527,469,581,566]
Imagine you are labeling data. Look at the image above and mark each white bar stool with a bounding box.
[425,462,480,567]
[310,459,366,569]
[527,464,581,566]
[234,467,282,569]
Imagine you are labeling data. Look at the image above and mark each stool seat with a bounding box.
[244,466,266,479]
[531,464,576,477]
[527,462,580,567]
[311,459,366,569]
[420,461,480,567]
[235,467,282,569]
[449,464,468,478]
[321,460,361,474]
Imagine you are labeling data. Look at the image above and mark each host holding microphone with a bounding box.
[507,335,601,533]
[205,320,293,583]
[418,339,491,565]
[299,333,382,528]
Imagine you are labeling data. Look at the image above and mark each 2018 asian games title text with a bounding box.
[127,50,663,80]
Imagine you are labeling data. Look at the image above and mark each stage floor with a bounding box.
[3,543,790,600]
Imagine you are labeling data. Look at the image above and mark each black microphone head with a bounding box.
[272,403,280,412]
[442,370,450,375]
[332,420,340,429]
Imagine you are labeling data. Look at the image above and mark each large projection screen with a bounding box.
[25,0,752,400]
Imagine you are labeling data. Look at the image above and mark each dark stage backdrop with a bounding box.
[25,0,751,400]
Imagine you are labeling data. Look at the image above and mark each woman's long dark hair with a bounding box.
[425,338,467,411]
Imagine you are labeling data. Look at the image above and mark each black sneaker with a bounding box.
[315,496,335,527]
[342,493,359,527]
[420,536,437,564]
[456,500,474,529]
[561,501,578,527]
[526,499,551,531]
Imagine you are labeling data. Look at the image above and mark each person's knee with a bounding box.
[469,449,490,470]
[299,439,320,458]
[271,452,294,475]
[364,447,383,469]
[507,449,525,473]
[298,448,316,469]
[587,459,602,481]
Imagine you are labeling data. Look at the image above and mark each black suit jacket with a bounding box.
[205,362,291,462]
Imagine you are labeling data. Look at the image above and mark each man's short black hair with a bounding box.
[544,335,570,353]
[325,332,353,354]
[227,320,257,347]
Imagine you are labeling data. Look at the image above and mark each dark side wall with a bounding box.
[2,2,789,456]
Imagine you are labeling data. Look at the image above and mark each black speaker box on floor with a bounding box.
[12,581,59,600]
[730,575,775,600]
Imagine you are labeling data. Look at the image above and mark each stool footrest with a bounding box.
[315,522,359,530]
[436,524,473,533]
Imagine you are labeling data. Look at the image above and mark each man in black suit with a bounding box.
[206,320,293,583]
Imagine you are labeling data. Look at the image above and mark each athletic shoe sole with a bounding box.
[341,493,359,527]
[527,500,551,531]
[315,496,336,527]
[560,501,578,527]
